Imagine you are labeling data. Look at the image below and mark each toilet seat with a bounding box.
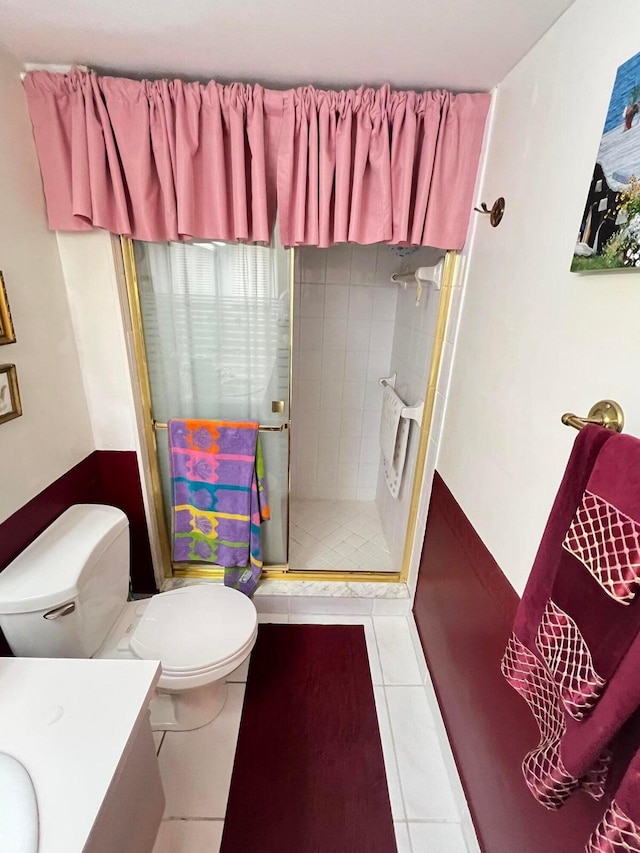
[129,585,258,675]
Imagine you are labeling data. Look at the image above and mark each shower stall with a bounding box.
[121,237,451,582]
[289,244,446,574]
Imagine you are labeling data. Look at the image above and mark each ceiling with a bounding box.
[0,0,575,92]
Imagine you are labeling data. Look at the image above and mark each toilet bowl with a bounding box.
[0,505,258,732]
[97,585,258,730]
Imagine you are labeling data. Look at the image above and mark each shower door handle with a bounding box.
[271,400,285,414]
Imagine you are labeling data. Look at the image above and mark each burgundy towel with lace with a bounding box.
[501,425,640,852]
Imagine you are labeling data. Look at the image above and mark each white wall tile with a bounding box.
[293,246,399,500]
[373,287,398,320]
[317,408,342,436]
[358,462,379,487]
[362,410,380,437]
[341,410,363,437]
[321,380,343,410]
[301,282,325,317]
[325,244,353,283]
[349,245,378,283]
[337,463,359,487]
[346,318,372,352]
[370,320,395,352]
[317,461,339,488]
[339,434,361,461]
[359,433,379,463]
[321,348,345,383]
[344,350,369,381]
[364,381,382,411]
[318,435,339,464]
[300,247,327,283]
[323,318,347,350]
[348,286,374,320]
[324,284,350,318]
[299,348,322,381]
[342,380,366,410]
[299,318,323,350]
[356,487,377,501]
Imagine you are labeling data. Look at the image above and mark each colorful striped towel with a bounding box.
[168,419,270,596]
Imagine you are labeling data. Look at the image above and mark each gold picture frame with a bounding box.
[0,272,16,345]
[0,364,22,425]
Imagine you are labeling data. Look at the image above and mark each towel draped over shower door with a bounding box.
[133,238,291,571]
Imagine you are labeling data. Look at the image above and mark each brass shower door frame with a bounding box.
[120,236,457,585]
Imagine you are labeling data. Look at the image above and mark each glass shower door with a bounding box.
[132,238,292,569]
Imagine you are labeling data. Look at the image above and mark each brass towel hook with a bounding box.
[474,197,505,227]
[561,400,624,433]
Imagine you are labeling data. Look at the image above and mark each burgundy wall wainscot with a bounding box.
[412,472,608,853]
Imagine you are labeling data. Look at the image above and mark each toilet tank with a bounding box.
[0,505,130,658]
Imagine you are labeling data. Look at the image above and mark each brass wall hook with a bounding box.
[474,197,505,227]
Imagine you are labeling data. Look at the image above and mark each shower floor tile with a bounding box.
[289,499,394,572]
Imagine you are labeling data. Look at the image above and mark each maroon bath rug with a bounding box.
[220,623,397,853]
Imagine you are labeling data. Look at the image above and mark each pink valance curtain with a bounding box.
[24,70,490,250]
[278,86,490,249]
[24,71,278,243]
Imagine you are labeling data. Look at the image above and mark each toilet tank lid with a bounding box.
[0,505,129,614]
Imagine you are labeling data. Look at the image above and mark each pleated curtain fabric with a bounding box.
[23,71,277,244]
[23,70,490,250]
[277,86,491,249]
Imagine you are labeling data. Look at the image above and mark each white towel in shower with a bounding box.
[380,384,403,466]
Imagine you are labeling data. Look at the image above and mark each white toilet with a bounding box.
[0,504,258,732]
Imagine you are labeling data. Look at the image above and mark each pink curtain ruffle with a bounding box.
[24,71,490,250]
[24,71,277,243]
[277,85,491,249]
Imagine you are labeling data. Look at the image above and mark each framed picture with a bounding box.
[572,49,640,271]
[0,272,16,345]
[0,364,22,425]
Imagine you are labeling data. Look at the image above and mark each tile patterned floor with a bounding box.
[151,613,474,853]
[289,499,395,572]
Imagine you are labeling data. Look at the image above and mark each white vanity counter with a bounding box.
[0,657,163,852]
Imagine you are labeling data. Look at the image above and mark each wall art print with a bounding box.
[573,49,640,271]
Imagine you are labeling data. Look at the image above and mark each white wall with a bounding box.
[56,230,138,451]
[438,0,640,595]
[291,245,398,501]
[0,44,92,522]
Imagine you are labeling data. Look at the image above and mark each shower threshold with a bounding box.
[289,499,395,572]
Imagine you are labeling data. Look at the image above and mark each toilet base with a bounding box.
[150,679,228,732]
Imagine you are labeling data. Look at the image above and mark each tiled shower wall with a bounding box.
[376,248,446,568]
[291,245,399,501]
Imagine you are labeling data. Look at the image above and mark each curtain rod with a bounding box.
[20,63,89,81]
